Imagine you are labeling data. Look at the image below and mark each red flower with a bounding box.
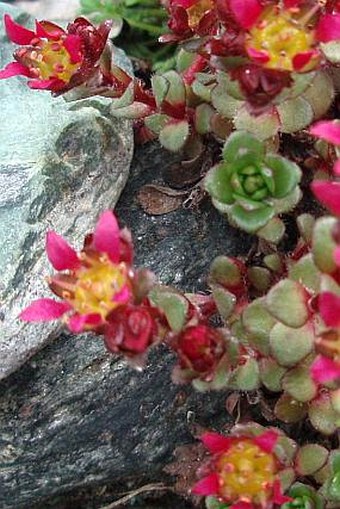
[0,14,111,92]
[20,211,135,333]
[311,355,340,383]
[172,325,226,379]
[192,428,292,508]
[163,0,217,41]
[311,181,340,216]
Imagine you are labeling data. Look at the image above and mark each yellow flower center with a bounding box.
[246,7,316,71]
[28,39,81,83]
[186,0,214,29]
[71,257,129,319]
[216,439,277,504]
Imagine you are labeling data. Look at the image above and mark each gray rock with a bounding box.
[0,142,251,509]
[0,2,134,380]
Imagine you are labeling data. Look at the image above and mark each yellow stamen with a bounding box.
[27,39,81,82]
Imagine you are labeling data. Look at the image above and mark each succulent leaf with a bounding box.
[266,280,310,328]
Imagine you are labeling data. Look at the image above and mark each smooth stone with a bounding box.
[0,142,251,508]
[0,2,134,380]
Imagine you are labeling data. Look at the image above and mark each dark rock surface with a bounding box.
[0,142,252,508]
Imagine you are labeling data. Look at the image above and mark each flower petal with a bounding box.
[63,34,82,64]
[311,180,340,215]
[112,285,131,304]
[334,246,340,266]
[316,13,340,43]
[28,78,66,90]
[310,121,340,145]
[272,479,292,505]
[319,292,340,327]
[230,502,254,509]
[0,61,31,79]
[68,313,102,333]
[46,231,80,271]
[93,210,120,263]
[191,473,220,496]
[292,50,319,71]
[253,429,278,453]
[35,20,65,40]
[201,432,233,453]
[247,47,270,64]
[4,14,36,45]
[229,0,262,29]
[311,355,340,383]
[334,160,340,177]
[20,298,70,321]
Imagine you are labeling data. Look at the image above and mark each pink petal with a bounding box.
[93,211,120,263]
[311,355,340,383]
[316,13,340,43]
[46,231,80,271]
[311,180,340,215]
[310,121,340,145]
[20,298,70,321]
[0,61,31,79]
[63,34,82,64]
[112,285,131,304]
[68,313,102,333]
[35,20,65,40]
[201,432,233,454]
[334,246,340,266]
[253,430,278,453]
[273,480,292,505]
[191,473,220,496]
[334,160,340,177]
[247,47,270,64]
[229,0,262,29]
[4,14,36,45]
[231,503,254,509]
[319,292,340,327]
[283,0,303,7]
[292,50,319,71]
[28,78,66,90]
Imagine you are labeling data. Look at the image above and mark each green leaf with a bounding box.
[234,107,280,141]
[302,71,334,119]
[194,104,215,135]
[321,41,340,64]
[159,120,189,152]
[295,445,329,476]
[265,154,301,198]
[222,130,265,163]
[309,394,340,435]
[110,82,135,109]
[151,74,170,107]
[176,48,195,72]
[259,358,286,392]
[211,76,243,119]
[266,279,309,328]
[230,203,274,233]
[233,358,260,391]
[247,266,271,292]
[256,217,285,244]
[145,113,171,135]
[206,496,230,509]
[289,254,321,294]
[211,284,236,320]
[312,217,338,274]
[282,367,317,403]
[270,322,314,367]
[274,393,308,423]
[241,298,275,355]
[204,163,234,204]
[110,102,151,119]
[209,256,243,288]
[278,96,314,133]
[162,70,186,105]
[150,288,188,332]
[297,213,315,244]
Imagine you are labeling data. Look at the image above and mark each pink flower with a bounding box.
[0,15,111,92]
[310,121,340,146]
[311,181,340,215]
[192,427,291,508]
[20,211,134,332]
[311,355,340,383]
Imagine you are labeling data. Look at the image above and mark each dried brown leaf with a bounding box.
[137,184,187,215]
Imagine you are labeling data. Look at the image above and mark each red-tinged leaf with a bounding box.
[319,291,340,327]
[311,355,340,383]
[4,14,35,45]
[311,180,340,215]
[254,430,278,453]
[63,34,82,64]
[229,0,262,29]
[316,13,340,43]
[0,61,31,79]
[191,473,219,496]
[68,313,102,333]
[201,432,232,454]
[93,210,120,263]
[46,231,80,271]
[310,121,340,145]
[20,298,70,321]
[35,20,65,40]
